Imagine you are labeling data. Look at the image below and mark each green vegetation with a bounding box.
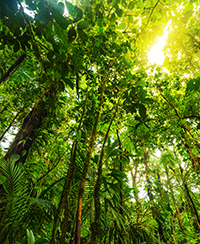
[0,0,200,243]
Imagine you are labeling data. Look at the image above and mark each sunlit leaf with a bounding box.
[118,22,126,30]
[128,1,135,10]
[136,80,146,87]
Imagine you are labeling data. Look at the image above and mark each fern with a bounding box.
[0,155,54,243]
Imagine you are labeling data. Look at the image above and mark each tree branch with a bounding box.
[0,54,26,84]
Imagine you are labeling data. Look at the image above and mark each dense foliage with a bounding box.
[0,0,200,243]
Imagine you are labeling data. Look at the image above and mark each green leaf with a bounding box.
[108,149,120,157]
[10,154,20,164]
[197,123,200,130]
[131,28,137,34]
[63,78,74,89]
[77,20,90,30]
[74,5,83,22]
[6,0,18,12]
[53,12,71,29]
[192,148,198,155]
[135,122,141,130]
[128,1,135,10]
[35,238,49,244]
[57,2,65,14]
[65,0,75,17]
[186,78,200,91]
[136,80,146,87]
[36,9,51,26]
[116,8,123,17]
[184,10,193,19]
[21,150,27,157]
[61,62,69,79]
[138,104,146,118]
[75,129,82,141]
[26,229,35,244]
[118,22,126,30]
[68,26,77,43]
[78,29,88,41]
[110,13,117,23]
[47,51,54,63]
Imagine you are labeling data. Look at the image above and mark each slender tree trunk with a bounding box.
[50,89,88,244]
[172,160,198,233]
[180,127,199,171]
[0,110,21,141]
[90,105,118,244]
[165,165,184,230]
[74,79,106,244]
[184,183,200,230]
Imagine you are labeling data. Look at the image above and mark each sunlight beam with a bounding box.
[148,22,171,66]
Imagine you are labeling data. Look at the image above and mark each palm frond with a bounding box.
[0,156,55,243]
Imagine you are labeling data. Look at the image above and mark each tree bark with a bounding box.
[0,88,55,230]
[90,105,118,244]
[4,104,46,164]
[0,54,26,85]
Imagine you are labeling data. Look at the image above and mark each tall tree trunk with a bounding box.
[4,102,48,164]
[0,88,56,230]
[74,79,106,244]
[90,105,118,244]
[49,89,88,244]
[58,89,89,244]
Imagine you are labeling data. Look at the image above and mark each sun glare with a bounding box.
[148,23,171,65]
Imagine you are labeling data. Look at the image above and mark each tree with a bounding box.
[1,0,200,243]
